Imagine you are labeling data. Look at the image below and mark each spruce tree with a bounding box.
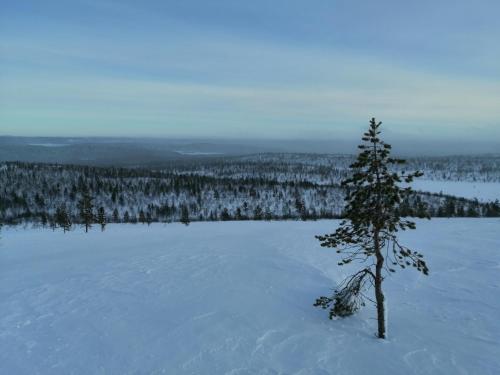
[41,212,48,227]
[180,205,190,226]
[253,205,263,220]
[77,189,94,232]
[97,207,106,231]
[314,118,429,339]
[139,209,146,224]
[61,208,72,232]
[220,208,231,221]
[56,205,72,233]
[112,208,120,223]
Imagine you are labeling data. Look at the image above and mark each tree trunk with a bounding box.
[374,229,386,339]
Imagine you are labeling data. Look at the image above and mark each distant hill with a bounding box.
[0,137,269,166]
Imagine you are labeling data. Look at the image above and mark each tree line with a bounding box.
[0,161,498,231]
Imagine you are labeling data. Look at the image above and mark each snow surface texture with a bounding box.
[1,220,499,374]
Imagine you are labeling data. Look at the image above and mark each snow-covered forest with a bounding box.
[1,154,500,227]
[168,153,500,184]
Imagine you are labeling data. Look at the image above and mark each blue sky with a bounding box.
[1,0,499,140]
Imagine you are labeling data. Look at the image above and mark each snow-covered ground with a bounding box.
[1,220,499,374]
[412,180,500,202]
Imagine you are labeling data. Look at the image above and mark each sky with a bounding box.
[1,0,500,141]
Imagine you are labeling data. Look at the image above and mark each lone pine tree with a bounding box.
[314,118,429,339]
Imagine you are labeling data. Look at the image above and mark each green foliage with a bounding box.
[316,118,429,274]
[315,118,430,332]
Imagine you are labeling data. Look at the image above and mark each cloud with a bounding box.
[2,66,499,139]
[1,4,499,139]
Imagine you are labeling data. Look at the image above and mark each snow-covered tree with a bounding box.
[55,205,72,233]
[97,207,106,231]
[77,189,94,232]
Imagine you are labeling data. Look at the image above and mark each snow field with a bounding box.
[1,219,499,374]
[411,180,500,202]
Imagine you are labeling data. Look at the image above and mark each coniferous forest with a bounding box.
[1,156,499,229]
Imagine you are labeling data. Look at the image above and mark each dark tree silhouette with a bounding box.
[77,189,94,232]
[139,209,146,224]
[112,208,120,223]
[180,205,190,226]
[55,205,72,233]
[314,118,429,339]
[97,207,106,231]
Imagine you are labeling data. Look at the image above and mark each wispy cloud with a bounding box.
[1,0,499,139]
[2,67,499,139]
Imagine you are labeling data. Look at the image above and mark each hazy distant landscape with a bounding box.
[2,141,500,228]
[2,136,500,167]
